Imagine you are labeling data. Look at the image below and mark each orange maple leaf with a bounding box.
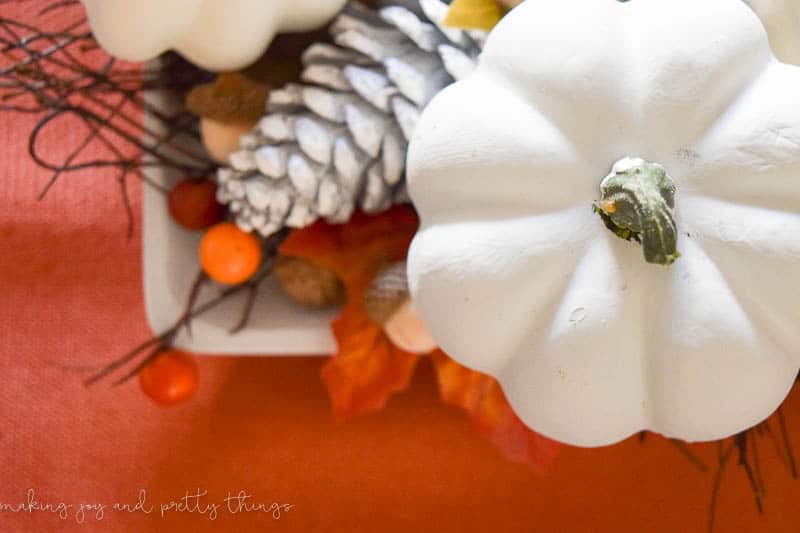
[280,206,421,420]
[323,301,420,420]
[431,350,560,473]
[282,208,559,470]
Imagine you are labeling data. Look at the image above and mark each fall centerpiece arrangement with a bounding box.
[3,0,800,529]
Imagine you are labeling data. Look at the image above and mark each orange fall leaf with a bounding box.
[431,350,560,473]
[280,206,421,420]
[280,206,419,291]
[281,207,559,471]
[323,303,420,421]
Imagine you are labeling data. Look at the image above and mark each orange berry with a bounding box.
[199,222,262,285]
[139,349,199,406]
[168,178,227,230]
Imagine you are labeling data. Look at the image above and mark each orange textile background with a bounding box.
[2,6,800,533]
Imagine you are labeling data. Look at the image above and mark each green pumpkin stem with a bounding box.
[593,157,680,266]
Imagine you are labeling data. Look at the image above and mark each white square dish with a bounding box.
[141,85,336,355]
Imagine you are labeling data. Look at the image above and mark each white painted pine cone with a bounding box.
[216,0,485,237]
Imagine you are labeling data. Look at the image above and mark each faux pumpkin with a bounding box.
[80,0,347,71]
[407,0,800,447]
[747,0,800,64]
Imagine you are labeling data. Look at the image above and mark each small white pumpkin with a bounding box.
[80,0,347,71]
[747,0,800,64]
[407,0,800,447]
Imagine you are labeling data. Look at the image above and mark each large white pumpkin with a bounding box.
[407,0,800,447]
[81,0,347,71]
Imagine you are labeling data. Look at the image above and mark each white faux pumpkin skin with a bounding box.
[407,0,800,447]
[81,0,347,71]
[748,0,800,64]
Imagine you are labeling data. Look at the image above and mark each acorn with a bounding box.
[364,262,437,354]
[199,118,255,165]
[186,72,268,164]
[274,255,346,308]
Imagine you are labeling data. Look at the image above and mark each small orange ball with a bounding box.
[139,350,199,406]
[199,222,262,285]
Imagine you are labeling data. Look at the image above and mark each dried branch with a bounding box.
[708,440,736,533]
[778,407,798,479]
[668,438,708,473]
[0,0,215,231]
[85,230,288,386]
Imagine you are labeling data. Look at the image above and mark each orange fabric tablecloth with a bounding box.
[2,7,800,533]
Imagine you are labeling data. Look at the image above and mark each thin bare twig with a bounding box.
[778,407,798,479]
[668,439,708,473]
[734,432,764,514]
[708,440,736,533]
[85,232,288,387]
[1,2,214,231]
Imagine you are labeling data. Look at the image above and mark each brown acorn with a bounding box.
[364,262,437,354]
[186,72,268,164]
[274,256,346,308]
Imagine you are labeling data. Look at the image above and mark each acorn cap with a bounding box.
[364,261,409,325]
[186,72,268,123]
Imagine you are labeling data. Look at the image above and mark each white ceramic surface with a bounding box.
[142,87,335,355]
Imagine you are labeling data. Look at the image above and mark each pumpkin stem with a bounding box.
[593,157,680,265]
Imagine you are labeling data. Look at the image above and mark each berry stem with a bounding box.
[85,229,289,387]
